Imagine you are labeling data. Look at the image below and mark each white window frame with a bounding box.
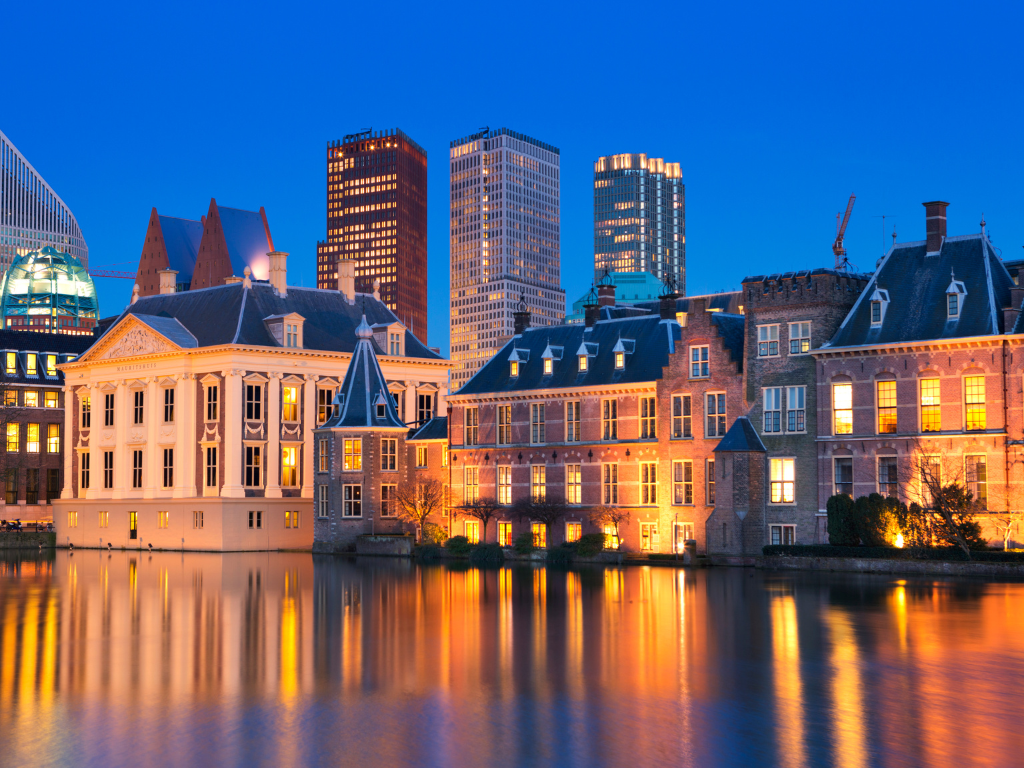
[602,398,618,440]
[757,324,780,357]
[763,387,782,433]
[788,321,811,355]
[673,460,693,505]
[770,524,796,546]
[342,484,362,517]
[565,401,581,442]
[671,394,691,439]
[465,406,479,445]
[565,464,581,505]
[786,386,806,433]
[464,466,479,504]
[769,457,795,504]
[705,392,726,438]
[640,396,656,440]
[602,463,618,505]
[530,403,545,445]
[498,465,512,505]
[689,345,709,378]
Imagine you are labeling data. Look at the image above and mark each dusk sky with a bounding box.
[6,0,1022,354]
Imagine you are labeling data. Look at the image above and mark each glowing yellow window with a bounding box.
[920,379,941,432]
[282,446,298,486]
[26,354,36,376]
[876,380,897,434]
[24,391,38,408]
[46,355,56,376]
[4,352,14,375]
[498,521,512,547]
[833,383,853,435]
[4,391,15,407]
[6,423,18,452]
[531,522,547,548]
[465,520,480,544]
[282,386,298,421]
[343,438,362,470]
[965,376,986,431]
[26,423,39,453]
[565,522,582,543]
[47,423,59,453]
[44,391,58,408]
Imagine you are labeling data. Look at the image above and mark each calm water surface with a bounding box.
[0,551,1022,768]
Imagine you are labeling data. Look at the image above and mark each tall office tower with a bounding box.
[593,153,684,291]
[449,127,565,389]
[0,128,89,271]
[316,128,428,343]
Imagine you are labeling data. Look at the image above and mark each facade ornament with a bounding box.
[99,325,173,360]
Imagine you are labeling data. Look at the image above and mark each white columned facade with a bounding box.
[60,386,74,498]
[405,382,417,427]
[266,372,282,498]
[221,369,244,498]
[301,374,318,498]
[112,379,128,498]
[144,376,159,498]
[85,384,100,500]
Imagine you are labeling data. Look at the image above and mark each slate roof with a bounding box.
[713,416,766,453]
[132,315,198,348]
[158,215,202,284]
[321,316,406,430]
[409,416,448,441]
[88,283,443,359]
[0,329,96,384]
[217,206,273,279]
[824,234,1012,349]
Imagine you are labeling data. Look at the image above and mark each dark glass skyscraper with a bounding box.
[593,154,685,291]
[317,128,428,343]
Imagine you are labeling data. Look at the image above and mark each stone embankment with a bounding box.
[0,532,56,549]
[758,554,1024,578]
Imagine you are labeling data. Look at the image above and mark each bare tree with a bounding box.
[513,495,568,546]
[992,513,1023,551]
[907,449,984,558]
[459,496,501,542]
[395,478,447,542]
[587,506,631,550]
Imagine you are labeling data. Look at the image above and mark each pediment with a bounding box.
[87,316,179,362]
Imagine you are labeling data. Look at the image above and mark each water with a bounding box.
[0,552,1023,768]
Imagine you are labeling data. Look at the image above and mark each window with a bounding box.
[193,511,204,529]
[566,401,581,441]
[25,423,39,453]
[43,468,56,503]
[317,439,329,472]
[44,391,58,408]
[789,322,811,354]
[45,423,59,453]
[707,459,716,505]
[67,511,78,528]
[248,510,263,529]
[45,355,56,377]
[531,403,545,444]
[3,470,15,504]
[603,524,620,550]
[417,393,433,425]
[104,393,114,426]
[690,345,709,378]
[543,357,553,375]
[640,397,656,439]
[288,323,300,347]
[673,460,693,505]
[497,405,511,444]
[531,465,546,501]
[282,446,298,486]
[80,396,91,429]
[531,522,547,548]
[4,391,15,407]
[104,451,113,489]
[770,525,795,546]
[158,511,169,529]
[80,453,90,490]
[246,384,262,420]
[206,385,218,421]
[4,353,14,375]
[465,407,479,445]
[920,456,941,508]
[834,457,853,497]
[566,522,582,543]
[510,360,519,377]
[464,520,481,543]
[770,458,795,503]
[784,386,806,432]
[318,485,329,517]
[498,465,512,505]
[132,450,143,488]
[614,351,624,370]
[343,438,362,470]
[640,522,659,552]
[641,462,657,504]
[878,456,898,497]
[282,386,298,421]
[381,438,397,471]
[416,445,428,468]
[920,379,941,432]
[877,380,897,434]
[24,391,38,408]
[317,388,334,424]
[205,446,217,488]
[566,464,581,504]
[344,484,363,517]
[133,390,144,424]
[706,393,726,437]
[381,484,397,517]
[964,375,986,431]
[763,388,781,433]
[25,469,38,505]
[162,448,173,488]
[163,388,174,422]
[578,354,587,372]
[672,394,692,438]
[966,455,987,508]
[98,510,107,528]
[245,446,262,487]
[833,383,853,435]
[464,466,479,503]
[442,445,448,467]
[758,324,779,357]
[948,292,960,318]
[603,463,618,504]
[5,423,17,452]
[498,521,512,547]
[871,301,882,323]
[674,522,695,551]
[602,399,617,440]
[26,354,36,376]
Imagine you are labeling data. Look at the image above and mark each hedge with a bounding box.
[763,544,1024,562]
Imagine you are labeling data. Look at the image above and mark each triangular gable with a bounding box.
[77,314,190,363]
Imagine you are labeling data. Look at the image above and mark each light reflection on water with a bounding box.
[1,552,1024,767]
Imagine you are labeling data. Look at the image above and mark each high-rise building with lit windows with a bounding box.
[316,128,428,343]
[1,128,89,271]
[593,153,684,291]
[449,127,565,389]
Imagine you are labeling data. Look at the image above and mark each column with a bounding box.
[59,385,74,499]
[221,370,244,498]
[112,379,128,499]
[86,383,101,500]
[405,382,418,427]
[266,372,282,498]
[144,376,159,498]
[173,374,192,499]
[301,374,318,498]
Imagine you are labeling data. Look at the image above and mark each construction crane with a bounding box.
[87,268,136,280]
[832,194,856,270]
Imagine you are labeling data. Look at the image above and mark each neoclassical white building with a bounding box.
[54,256,451,550]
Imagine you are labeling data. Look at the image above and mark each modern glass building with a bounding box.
[593,153,684,291]
[449,127,566,389]
[0,247,98,335]
[1,129,89,271]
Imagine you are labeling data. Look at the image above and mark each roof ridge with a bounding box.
[231,285,248,343]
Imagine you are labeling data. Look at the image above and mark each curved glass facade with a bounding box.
[0,246,98,334]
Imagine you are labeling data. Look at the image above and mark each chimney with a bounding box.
[659,280,681,320]
[597,282,616,307]
[268,250,288,297]
[582,286,599,328]
[924,201,949,254]
[337,258,356,303]
[513,292,531,335]
[158,269,178,295]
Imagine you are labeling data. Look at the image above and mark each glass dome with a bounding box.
[0,246,99,335]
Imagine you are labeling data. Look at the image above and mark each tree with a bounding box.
[395,478,446,542]
[992,513,1023,551]
[826,494,858,545]
[513,495,568,546]
[459,496,501,542]
[909,452,986,558]
[588,506,630,549]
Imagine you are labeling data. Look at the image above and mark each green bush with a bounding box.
[547,545,574,564]
[415,545,443,560]
[513,532,535,554]
[826,494,859,545]
[444,535,472,556]
[853,493,904,547]
[469,543,505,564]
[575,533,606,558]
[422,522,448,546]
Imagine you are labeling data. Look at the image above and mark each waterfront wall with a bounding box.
[760,554,1024,578]
[0,533,56,549]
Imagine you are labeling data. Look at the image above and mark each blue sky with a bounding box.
[5,0,1022,354]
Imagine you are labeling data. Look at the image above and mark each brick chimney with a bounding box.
[513,292,531,335]
[268,251,288,297]
[337,258,356,303]
[597,283,616,307]
[924,201,949,254]
[158,269,178,295]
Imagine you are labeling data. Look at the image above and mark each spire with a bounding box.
[323,316,405,429]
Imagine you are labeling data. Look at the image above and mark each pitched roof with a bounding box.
[824,234,1012,349]
[157,215,203,283]
[409,416,448,441]
[321,316,406,430]
[713,417,766,453]
[132,314,198,348]
[217,205,273,280]
[0,329,96,384]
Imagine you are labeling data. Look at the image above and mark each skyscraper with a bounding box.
[593,153,684,291]
[317,128,428,343]
[449,127,565,389]
[0,128,89,271]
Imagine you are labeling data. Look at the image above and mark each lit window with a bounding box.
[24,391,38,408]
[565,522,582,543]
[614,351,625,369]
[833,383,853,435]
[578,354,587,372]
[26,354,36,376]
[5,353,14,375]
[566,464,581,504]
[343,438,362,470]
[6,423,18,452]
[543,357,553,375]
[45,355,57,376]
[282,386,298,421]
[757,324,779,356]
[26,423,39,453]
[44,391,58,408]
[531,522,547,548]
[282,446,298,486]
[531,465,546,501]
[877,380,897,434]
[789,322,811,354]
[770,458,795,503]
[47,423,59,453]
[965,375,985,431]
[510,360,519,377]
[498,465,512,505]
[920,379,941,431]
[498,521,512,546]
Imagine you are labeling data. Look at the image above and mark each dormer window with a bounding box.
[508,347,528,376]
[948,293,959,317]
[377,402,386,419]
[264,312,305,349]
[869,288,890,326]
[543,358,553,375]
[611,337,633,370]
[615,351,625,369]
[510,360,519,377]
[578,355,587,372]
[286,324,299,347]
[871,301,882,322]
[946,275,967,319]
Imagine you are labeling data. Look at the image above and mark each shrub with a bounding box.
[513,532,535,554]
[422,522,448,546]
[547,545,574,564]
[575,533,606,558]
[469,543,505,564]
[444,535,472,556]
[827,494,859,545]
[853,493,904,547]
[415,545,443,560]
